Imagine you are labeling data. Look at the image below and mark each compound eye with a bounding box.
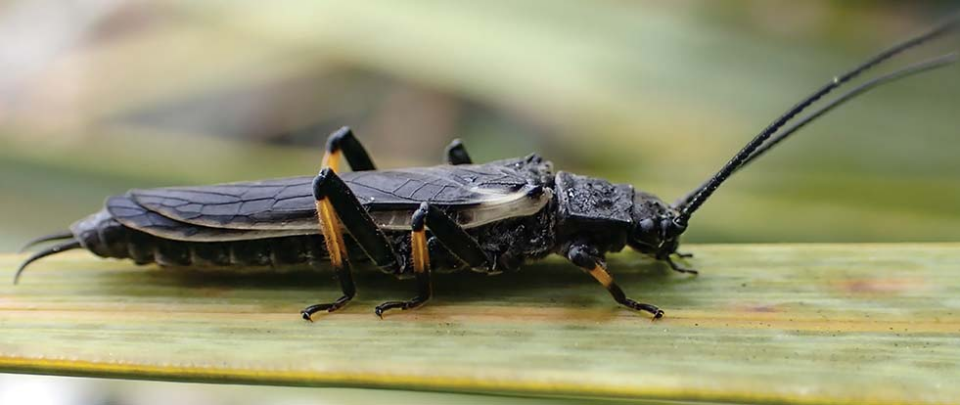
[638,218,656,234]
[672,217,688,232]
[661,217,686,238]
[660,218,674,235]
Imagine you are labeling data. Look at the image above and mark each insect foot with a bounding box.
[624,299,665,320]
[566,242,666,319]
[374,300,427,319]
[665,255,699,275]
[300,293,354,322]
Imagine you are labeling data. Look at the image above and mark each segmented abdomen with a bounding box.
[72,210,327,268]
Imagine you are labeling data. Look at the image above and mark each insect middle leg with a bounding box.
[375,202,492,317]
[567,241,664,319]
[444,139,473,165]
[301,168,402,321]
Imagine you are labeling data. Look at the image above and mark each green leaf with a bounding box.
[2,244,959,404]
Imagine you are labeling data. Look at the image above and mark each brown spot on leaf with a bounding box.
[835,277,928,295]
[733,303,780,313]
[748,304,779,313]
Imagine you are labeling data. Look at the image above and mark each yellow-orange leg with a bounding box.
[568,243,663,319]
[586,263,663,319]
[300,149,356,321]
[321,147,341,173]
[375,204,433,318]
[322,126,376,171]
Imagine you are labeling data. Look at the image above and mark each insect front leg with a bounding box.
[323,126,377,171]
[566,241,664,319]
[443,139,473,165]
[663,255,698,275]
[301,168,403,321]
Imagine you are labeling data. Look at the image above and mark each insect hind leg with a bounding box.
[301,166,402,321]
[312,168,401,271]
[301,176,355,320]
[323,126,377,172]
[300,260,356,320]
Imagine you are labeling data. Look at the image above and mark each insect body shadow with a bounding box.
[107,258,683,307]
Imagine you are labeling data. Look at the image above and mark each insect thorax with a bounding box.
[554,171,634,252]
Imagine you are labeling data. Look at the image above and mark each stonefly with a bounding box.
[17,18,958,320]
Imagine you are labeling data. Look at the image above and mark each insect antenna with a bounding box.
[19,231,75,253]
[14,240,82,285]
[675,16,958,224]
[674,52,959,208]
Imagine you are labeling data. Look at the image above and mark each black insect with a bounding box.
[16,19,958,320]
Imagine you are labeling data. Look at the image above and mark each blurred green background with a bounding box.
[0,1,959,403]
[1,1,959,251]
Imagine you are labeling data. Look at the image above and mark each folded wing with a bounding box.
[127,164,550,235]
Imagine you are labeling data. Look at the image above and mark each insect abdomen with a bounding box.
[71,210,327,269]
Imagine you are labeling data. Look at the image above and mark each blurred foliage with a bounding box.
[0,1,958,249]
[2,2,960,403]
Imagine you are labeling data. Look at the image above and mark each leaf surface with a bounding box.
[1,244,959,404]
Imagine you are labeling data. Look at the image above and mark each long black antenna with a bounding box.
[674,52,958,209]
[676,16,958,224]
